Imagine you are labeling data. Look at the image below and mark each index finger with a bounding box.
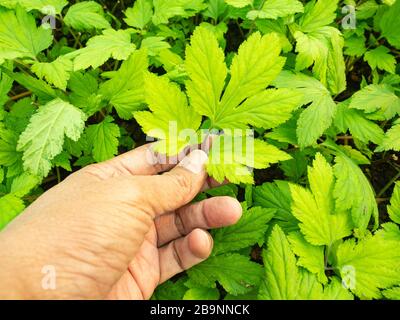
[101,135,216,177]
[102,143,180,176]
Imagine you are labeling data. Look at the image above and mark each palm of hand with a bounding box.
[108,196,238,300]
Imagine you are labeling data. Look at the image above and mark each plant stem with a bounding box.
[377,170,400,198]
[56,167,61,184]
[9,91,32,101]
[246,0,267,36]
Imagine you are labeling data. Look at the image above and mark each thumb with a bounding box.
[136,149,209,216]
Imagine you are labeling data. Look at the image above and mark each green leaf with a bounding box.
[212,206,274,255]
[141,36,171,56]
[248,0,303,20]
[334,100,385,145]
[17,98,86,177]
[185,27,299,184]
[152,277,188,300]
[288,231,328,284]
[72,29,136,70]
[356,0,379,19]
[294,27,346,95]
[378,119,400,151]
[10,172,40,197]
[204,0,229,21]
[4,71,58,103]
[207,135,291,184]
[266,114,299,146]
[186,253,263,295]
[222,88,304,130]
[322,277,354,300]
[124,0,153,29]
[333,154,378,231]
[377,222,400,242]
[86,116,120,163]
[280,150,308,182]
[0,65,12,107]
[185,26,228,124]
[260,225,353,300]
[52,150,71,171]
[0,126,21,167]
[0,0,67,14]
[205,184,238,198]
[137,26,296,184]
[253,180,298,232]
[0,194,25,230]
[64,1,111,31]
[290,153,352,246]
[0,6,52,62]
[134,73,201,155]
[99,49,148,119]
[335,232,400,299]
[388,182,400,224]
[382,287,400,300]
[349,84,400,120]
[380,0,400,49]
[364,46,396,74]
[186,27,301,130]
[183,287,220,300]
[225,0,253,8]
[31,56,73,90]
[298,0,339,32]
[68,71,103,116]
[152,0,207,25]
[274,71,337,148]
[219,34,289,127]
[297,271,353,299]
[224,290,259,300]
[259,225,300,300]
[344,36,367,57]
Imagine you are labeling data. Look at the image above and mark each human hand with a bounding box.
[0,144,242,300]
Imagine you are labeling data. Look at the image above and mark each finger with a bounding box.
[103,133,217,177]
[155,196,242,246]
[158,229,213,283]
[135,150,209,216]
[100,143,177,176]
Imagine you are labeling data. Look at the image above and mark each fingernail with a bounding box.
[178,150,208,174]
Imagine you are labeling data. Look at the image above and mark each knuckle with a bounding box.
[172,241,185,271]
[174,211,187,236]
[173,173,193,195]
[79,163,113,180]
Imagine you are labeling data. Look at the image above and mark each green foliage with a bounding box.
[273,71,337,148]
[86,116,120,162]
[335,230,400,299]
[1,0,400,301]
[388,182,400,224]
[289,153,352,246]
[64,1,111,31]
[380,0,400,49]
[186,253,263,295]
[0,5,52,62]
[71,29,136,70]
[259,225,353,300]
[212,206,274,255]
[17,98,86,177]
